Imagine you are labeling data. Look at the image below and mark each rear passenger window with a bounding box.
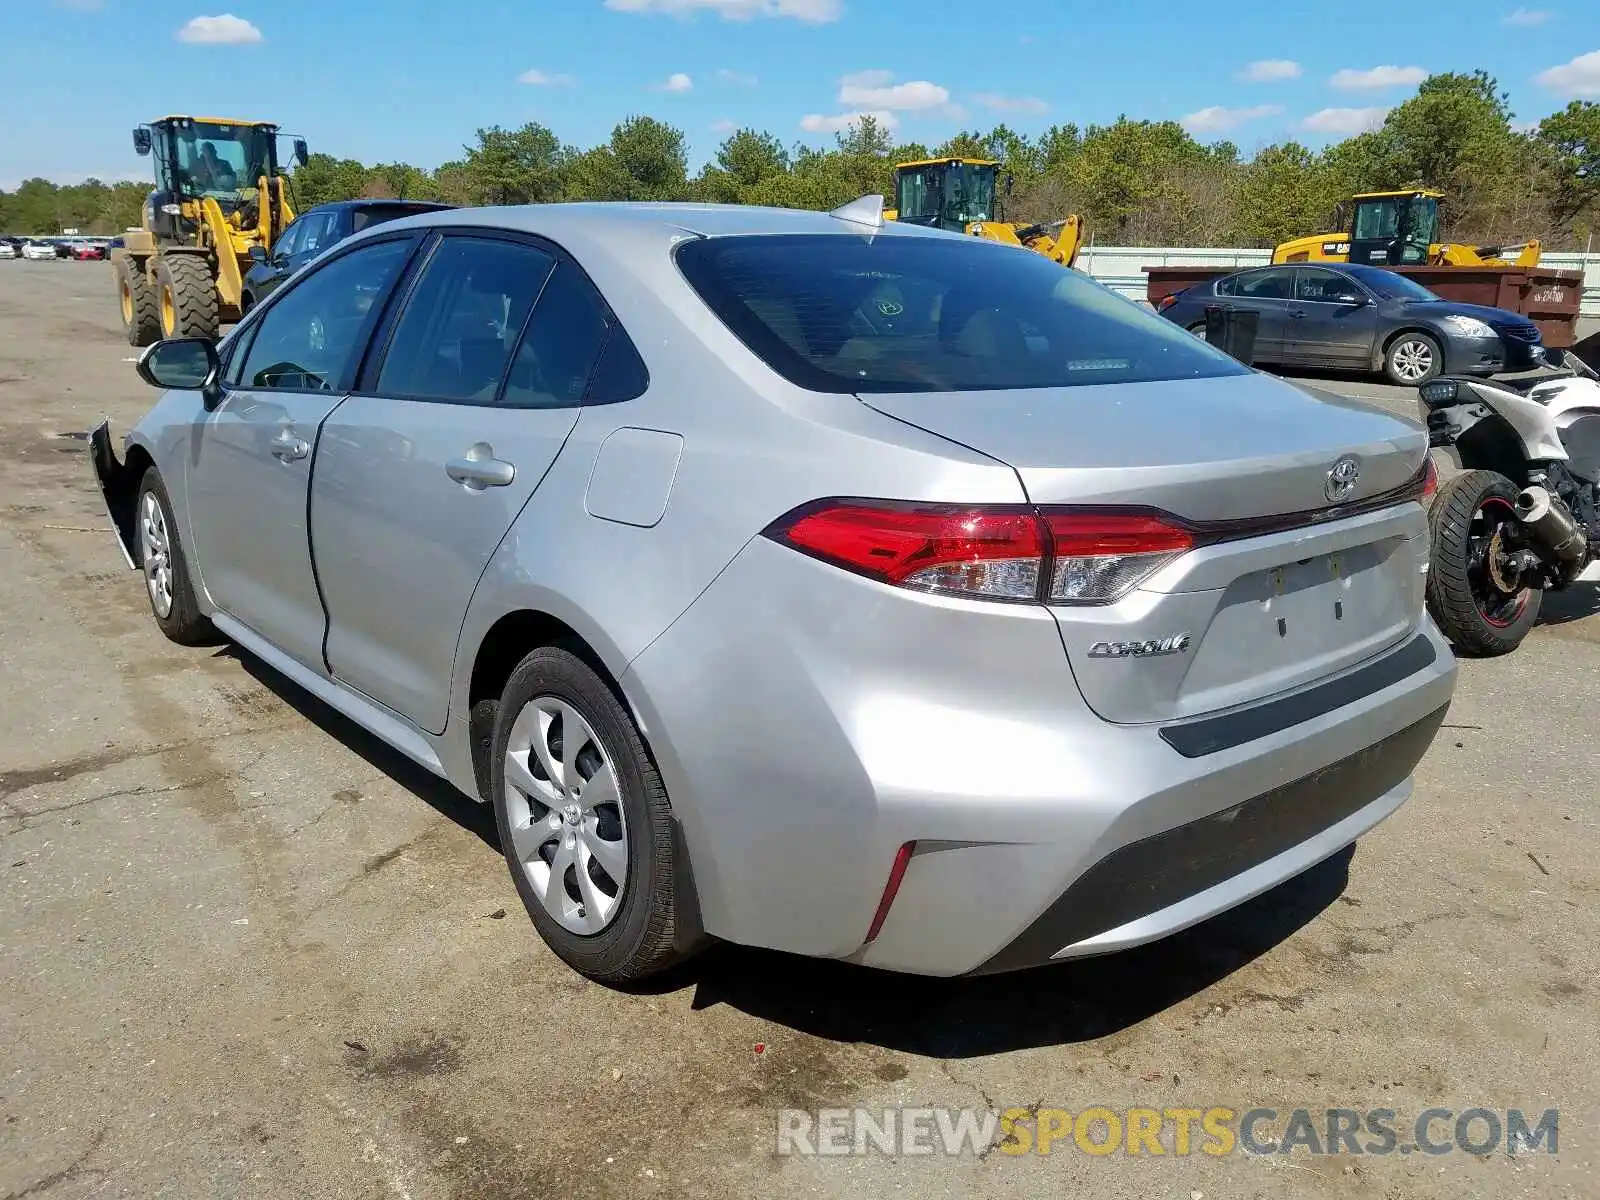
[376,237,556,403]
[238,237,414,392]
[501,261,610,409]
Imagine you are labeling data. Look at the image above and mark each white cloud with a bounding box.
[1238,59,1301,82]
[1181,104,1284,134]
[654,72,694,92]
[800,110,899,134]
[714,68,758,85]
[1535,49,1600,97]
[1301,106,1391,134]
[973,92,1049,115]
[604,0,840,21]
[1503,7,1551,25]
[176,13,263,43]
[711,118,739,133]
[518,68,575,86]
[1330,64,1427,90]
[838,72,949,111]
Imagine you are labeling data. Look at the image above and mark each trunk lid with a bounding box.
[860,373,1432,725]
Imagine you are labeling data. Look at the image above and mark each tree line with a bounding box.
[4,71,1597,250]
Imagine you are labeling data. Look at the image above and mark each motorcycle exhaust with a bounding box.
[1513,486,1588,581]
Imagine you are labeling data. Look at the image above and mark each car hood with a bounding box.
[1391,299,1532,328]
[858,371,1426,522]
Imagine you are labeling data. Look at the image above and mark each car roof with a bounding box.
[309,198,455,212]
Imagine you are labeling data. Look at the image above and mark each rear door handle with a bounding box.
[270,429,310,460]
[446,447,516,490]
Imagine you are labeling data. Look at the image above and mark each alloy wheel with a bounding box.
[502,696,629,935]
[138,491,173,619]
[1392,338,1433,382]
[1468,497,1531,629]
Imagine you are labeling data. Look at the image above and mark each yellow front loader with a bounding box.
[884,157,1084,268]
[112,115,308,345]
[1272,189,1541,270]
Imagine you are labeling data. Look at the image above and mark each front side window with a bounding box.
[1353,198,1400,241]
[376,237,555,403]
[1296,269,1363,302]
[238,237,414,392]
[677,234,1249,393]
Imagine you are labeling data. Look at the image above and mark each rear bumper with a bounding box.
[624,536,1457,977]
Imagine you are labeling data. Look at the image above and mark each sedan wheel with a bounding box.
[489,646,695,983]
[502,696,629,935]
[134,467,215,645]
[138,490,174,619]
[1385,333,1441,386]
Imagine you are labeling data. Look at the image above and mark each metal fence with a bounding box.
[1079,245,1600,318]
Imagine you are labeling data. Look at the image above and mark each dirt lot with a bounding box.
[1,261,1597,1199]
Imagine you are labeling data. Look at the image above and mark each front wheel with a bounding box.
[1426,469,1542,656]
[135,467,214,645]
[1384,331,1442,386]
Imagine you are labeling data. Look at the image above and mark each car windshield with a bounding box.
[894,162,997,230]
[676,233,1250,393]
[1356,269,1439,302]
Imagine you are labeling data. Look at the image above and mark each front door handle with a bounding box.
[270,429,310,460]
[446,445,516,490]
[1288,309,1307,319]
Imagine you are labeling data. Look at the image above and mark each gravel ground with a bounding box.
[1,260,1596,1199]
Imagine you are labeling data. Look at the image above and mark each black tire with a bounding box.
[1426,469,1541,656]
[135,467,214,646]
[154,253,220,340]
[1384,330,1443,386]
[489,646,688,984]
[116,256,160,347]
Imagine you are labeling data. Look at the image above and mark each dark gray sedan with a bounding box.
[1157,262,1544,386]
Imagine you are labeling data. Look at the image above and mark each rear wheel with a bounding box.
[116,256,160,347]
[154,253,221,340]
[1426,469,1541,656]
[1384,331,1442,386]
[489,647,689,985]
[135,467,214,646]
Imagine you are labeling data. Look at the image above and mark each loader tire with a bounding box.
[154,253,220,340]
[1425,469,1541,657]
[117,256,160,347]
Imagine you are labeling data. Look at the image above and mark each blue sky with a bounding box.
[3,0,1599,189]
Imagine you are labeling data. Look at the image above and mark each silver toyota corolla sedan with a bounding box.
[91,199,1456,983]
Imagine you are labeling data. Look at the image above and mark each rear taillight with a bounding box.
[1421,456,1439,502]
[765,500,1192,605]
[1157,294,1178,311]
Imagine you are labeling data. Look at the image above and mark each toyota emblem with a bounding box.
[1325,455,1361,503]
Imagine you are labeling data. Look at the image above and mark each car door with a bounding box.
[311,232,618,733]
[1217,267,1294,362]
[1287,267,1380,369]
[184,234,419,669]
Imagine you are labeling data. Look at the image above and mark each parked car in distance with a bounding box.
[72,241,108,261]
[93,201,1456,984]
[1157,261,1544,386]
[241,198,454,312]
[0,239,18,260]
[20,239,59,261]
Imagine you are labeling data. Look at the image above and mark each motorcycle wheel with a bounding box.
[1425,469,1542,656]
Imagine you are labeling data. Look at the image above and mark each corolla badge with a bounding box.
[1087,634,1191,659]
[1325,455,1361,503]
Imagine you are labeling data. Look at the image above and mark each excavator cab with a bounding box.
[1346,191,1440,267]
[891,158,1000,233]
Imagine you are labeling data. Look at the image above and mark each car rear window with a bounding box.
[352,204,437,233]
[674,233,1250,393]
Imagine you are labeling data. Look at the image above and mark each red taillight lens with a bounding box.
[772,501,1044,600]
[1042,512,1193,602]
[766,501,1193,604]
[1157,294,1177,311]
[1421,456,1439,502]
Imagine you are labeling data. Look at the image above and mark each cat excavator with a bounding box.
[111,115,308,345]
[1272,189,1542,269]
[883,157,1084,268]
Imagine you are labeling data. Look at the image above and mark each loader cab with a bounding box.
[1346,191,1441,267]
[892,158,999,233]
[132,117,307,239]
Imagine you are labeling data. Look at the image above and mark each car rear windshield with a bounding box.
[674,233,1250,393]
[352,204,438,233]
